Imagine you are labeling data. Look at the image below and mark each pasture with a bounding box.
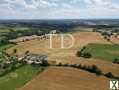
[0,44,14,59]
[0,65,46,90]
[82,43,119,61]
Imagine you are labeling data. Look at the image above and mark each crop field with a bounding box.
[82,43,119,61]
[6,31,119,90]
[7,32,110,63]
[0,44,13,51]
[110,35,119,44]
[0,65,46,90]
[69,57,119,76]
[0,28,10,36]
[0,44,14,59]
[0,18,119,90]
[21,67,109,90]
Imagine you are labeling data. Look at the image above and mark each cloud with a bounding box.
[84,0,119,10]
[0,0,119,19]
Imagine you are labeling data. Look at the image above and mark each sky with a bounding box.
[0,0,119,19]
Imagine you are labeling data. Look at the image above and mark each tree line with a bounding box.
[55,62,119,80]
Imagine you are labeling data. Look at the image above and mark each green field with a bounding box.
[0,44,47,90]
[0,44,14,59]
[0,65,46,90]
[82,43,119,61]
[0,44,14,51]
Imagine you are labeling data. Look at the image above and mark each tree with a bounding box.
[76,46,87,57]
[76,51,82,57]
[71,64,77,68]
[91,65,102,75]
[81,46,86,51]
[13,49,17,55]
[25,50,30,55]
[113,58,119,64]
[57,62,63,66]
[63,63,69,67]
[42,60,49,66]
[105,72,114,78]
[9,56,18,70]
[2,50,10,60]
[114,35,117,38]
[82,53,92,58]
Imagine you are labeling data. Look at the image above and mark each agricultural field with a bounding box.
[21,67,109,90]
[0,44,47,90]
[0,44,14,59]
[0,65,46,90]
[0,19,119,90]
[0,44,13,51]
[7,32,110,63]
[5,31,119,90]
[82,43,119,61]
[110,35,119,44]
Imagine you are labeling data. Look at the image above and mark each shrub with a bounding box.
[90,65,102,75]
[63,63,69,67]
[13,49,17,54]
[41,60,49,66]
[76,47,87,57]
[113,58,119,64]
[80,46,86,52]
[69,64,77,68]
[95,69,102,75]
[76,51,82,57]
[101,32,110,37]
[71,64,77,68]
[104,72,114,78]
[82,53,92,58]
[85,66,92,71]
[25,50,30,55]
[57,62,63,66]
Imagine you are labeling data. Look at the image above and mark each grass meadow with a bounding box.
[0,65,46,90]
[82,43,119,61]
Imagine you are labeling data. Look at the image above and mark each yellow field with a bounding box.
[7,32,110,64]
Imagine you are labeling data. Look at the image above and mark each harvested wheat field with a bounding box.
[21,67,109,90]
[65,57,119,76]
[7,32,110,63]
[48,55,119,77]
[110,35,119,44]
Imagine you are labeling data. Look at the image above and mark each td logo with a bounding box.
[48,34,75,49]
[110,80,118,90]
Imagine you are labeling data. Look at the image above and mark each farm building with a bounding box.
[19,54,48,65]
[50,30,57,34]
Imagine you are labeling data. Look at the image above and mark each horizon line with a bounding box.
[0,18,119,20]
